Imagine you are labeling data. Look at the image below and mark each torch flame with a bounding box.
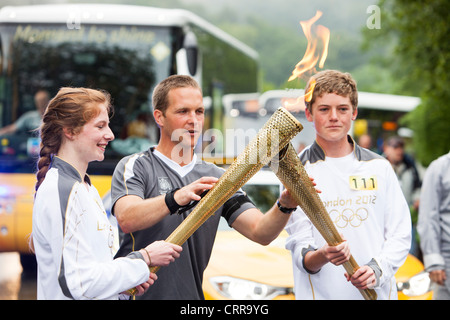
[304,79,316,103]
[283,80,316,112]
[317,26,330,68]
[285,11,330,110]
[288,11,330,81]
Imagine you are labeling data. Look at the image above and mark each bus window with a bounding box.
[0,23,172,174]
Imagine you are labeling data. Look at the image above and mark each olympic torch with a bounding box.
[128,107,303,295]
[269,142,378,300]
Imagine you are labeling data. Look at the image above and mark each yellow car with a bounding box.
[203,227,295,300]
[396,254,433,300]
[202,170,433,300]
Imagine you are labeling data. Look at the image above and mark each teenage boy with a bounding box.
[285,70,411,299]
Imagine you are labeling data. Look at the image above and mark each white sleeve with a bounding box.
[373,165,412,286]
[417,160,445,269]
[60,186,149,300]
[285,208,319,273]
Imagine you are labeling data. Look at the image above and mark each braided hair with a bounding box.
[35,87,112,192]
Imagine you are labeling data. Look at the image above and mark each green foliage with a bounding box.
[367,0,450,165]
[216,15,308,89]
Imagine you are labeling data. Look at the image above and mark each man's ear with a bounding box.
[153,109,164,128]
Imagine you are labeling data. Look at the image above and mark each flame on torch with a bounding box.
[289,10,330,81]
[285,11,330,110]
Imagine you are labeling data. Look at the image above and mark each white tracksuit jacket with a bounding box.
[285,138,411,300]
[32,156,149,300]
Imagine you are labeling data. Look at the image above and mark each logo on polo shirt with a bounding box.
[158,177,172,194]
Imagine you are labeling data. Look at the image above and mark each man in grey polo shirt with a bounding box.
[112,75,299,299]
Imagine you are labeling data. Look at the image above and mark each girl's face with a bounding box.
[72,103,114,164]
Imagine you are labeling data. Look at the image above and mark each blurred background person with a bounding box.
[383,136,422,256]
[417,151,450,300]
[0,89,50,136]
[357,134,372,150]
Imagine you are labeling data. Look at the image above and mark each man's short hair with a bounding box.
[385,136,405,149]
[152,75,202,115]
[304,70,358,112]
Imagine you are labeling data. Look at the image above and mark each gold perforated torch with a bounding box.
[127,107,303,295]
[269,142,378,300]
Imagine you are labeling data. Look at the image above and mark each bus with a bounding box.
[0,4,259,255]
[259,89,317,151]
[354,91,421,152]
[218,90,315,160]
[257,89,421,153]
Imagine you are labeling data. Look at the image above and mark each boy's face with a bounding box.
[305,92,357,144]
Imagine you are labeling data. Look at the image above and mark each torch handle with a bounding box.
[343,257,379,301]
[127,265,160,296]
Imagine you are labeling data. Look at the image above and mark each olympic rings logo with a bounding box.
[329,207,369,228]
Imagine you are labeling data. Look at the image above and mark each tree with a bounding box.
[364,0,450,165]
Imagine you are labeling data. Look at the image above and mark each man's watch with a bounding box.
[276,200,296,214]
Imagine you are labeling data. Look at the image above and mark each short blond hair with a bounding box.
[304,70,358,112]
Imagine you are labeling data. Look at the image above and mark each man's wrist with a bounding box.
[276,199,296,214]
[165,188,181,214]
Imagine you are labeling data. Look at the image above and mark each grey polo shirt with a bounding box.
[111,147,254,300]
